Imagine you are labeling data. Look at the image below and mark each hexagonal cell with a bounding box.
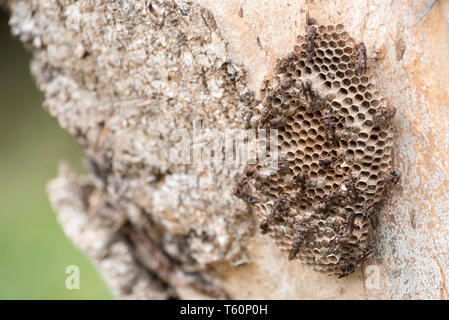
[332,80,341,89]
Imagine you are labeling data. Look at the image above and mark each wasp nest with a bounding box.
[234,23,398,277]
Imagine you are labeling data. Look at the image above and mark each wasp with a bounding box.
[232,165,260,204]
[383,170,400,185]
[289,222,317,260]
[355,42,367,76]
[338,260,356,278]
[372,107,396,129]
[319,157,335,169]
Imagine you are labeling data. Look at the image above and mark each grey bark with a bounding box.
[4,0,449,299]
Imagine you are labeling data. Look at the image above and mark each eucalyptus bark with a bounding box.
[4,0,449,299]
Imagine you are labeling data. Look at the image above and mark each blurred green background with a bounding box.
[0,11,113,299]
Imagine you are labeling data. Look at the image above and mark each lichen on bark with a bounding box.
[5,0,449,300]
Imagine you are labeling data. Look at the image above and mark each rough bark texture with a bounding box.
[4,0,449,299]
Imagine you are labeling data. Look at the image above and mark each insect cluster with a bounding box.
[233,19,398,277]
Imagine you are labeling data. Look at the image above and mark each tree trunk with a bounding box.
[4,0,449,299]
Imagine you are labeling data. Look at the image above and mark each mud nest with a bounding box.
[234,23,398,277]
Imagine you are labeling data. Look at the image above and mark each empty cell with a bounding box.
[325,48,334,56]
[333,80,341,89]
[293,69,302,78]
[290,99,300,107]
[338,63,348,71]
[350,105,359,113]
[354,93,363,101]
[364,92,373,100]
[339,87,348,95]
[357,113,366,121]
[315,188,325,197]
[334,71,344,79]
[284,131,292,139]
[360,101,370,110]
[332,101,342,108]
[272,97,282,106]
[318,73,327,81]
[299,128,308,137]
[335,48,344,55]
[345,70,354,78]
[293,122,301,130]
[285,116,295,125]
[332,56,341,64]
[355,149,364,157]
[331,32,340,40]
[316,135,325,143]
[302,120,311,128]
[295,150,304,161]
[323,57,332,64]
[356,181,368,190]
[340,107,349,115]
[309,171,318,180]
[325,176,335,184]
[305,146,314,154]
[306,137,315,145]
[304,112,315,120]
[343,97,353,105]
[361,162,372,170]
[336,122,344,130]
[321,64,329,73]
[329,64,338,72]
[342,78,351,86]
[363,119,373,127]
[379,131,388,139]
[346,149,355,157]
[343,48,353,58]
[341,54,350,63]
[313,55,324,64]
[355,84,366,92]
[311,152,321,161]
